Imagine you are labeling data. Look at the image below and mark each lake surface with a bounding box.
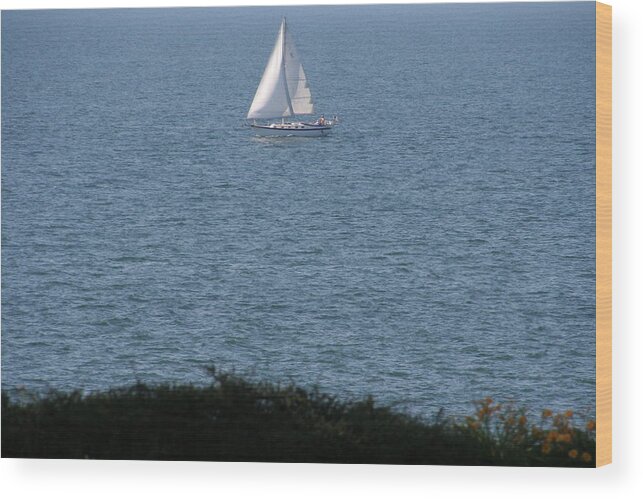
[2,3,596,417]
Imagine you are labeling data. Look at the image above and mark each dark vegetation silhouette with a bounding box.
[2,369,595,466]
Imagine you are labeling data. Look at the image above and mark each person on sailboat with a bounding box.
[316,115,326,126]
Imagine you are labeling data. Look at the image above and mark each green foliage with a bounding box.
[1,371,595,466]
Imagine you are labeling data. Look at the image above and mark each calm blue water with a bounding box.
[2,3,595,417]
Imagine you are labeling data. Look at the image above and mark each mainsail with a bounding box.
[247,18,314,120]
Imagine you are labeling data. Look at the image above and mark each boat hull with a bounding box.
[251,124,332,137]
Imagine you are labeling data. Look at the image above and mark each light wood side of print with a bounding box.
[595,1,611,468]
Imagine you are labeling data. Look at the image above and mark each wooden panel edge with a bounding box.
[595,1,612,468]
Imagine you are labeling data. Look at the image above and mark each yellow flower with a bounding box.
[568,449,578,459]
[586,420,596,431]
[542,409,553,418]
[541,443,551,455]
[564,410,574,418]
[518,415,527,426]
[556,433,572,443]
[581,452,592,463]
[546,431,558,442]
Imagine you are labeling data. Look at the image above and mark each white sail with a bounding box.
[284,28,314,116]
[247,18,314,120]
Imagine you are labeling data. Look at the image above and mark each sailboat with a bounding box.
[247,18,337,137]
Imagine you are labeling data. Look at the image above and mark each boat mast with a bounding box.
[280,17,295,117]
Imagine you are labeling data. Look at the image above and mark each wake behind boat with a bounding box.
[247,18,337,137]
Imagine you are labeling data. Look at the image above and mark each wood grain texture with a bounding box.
[595,1,611,468]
